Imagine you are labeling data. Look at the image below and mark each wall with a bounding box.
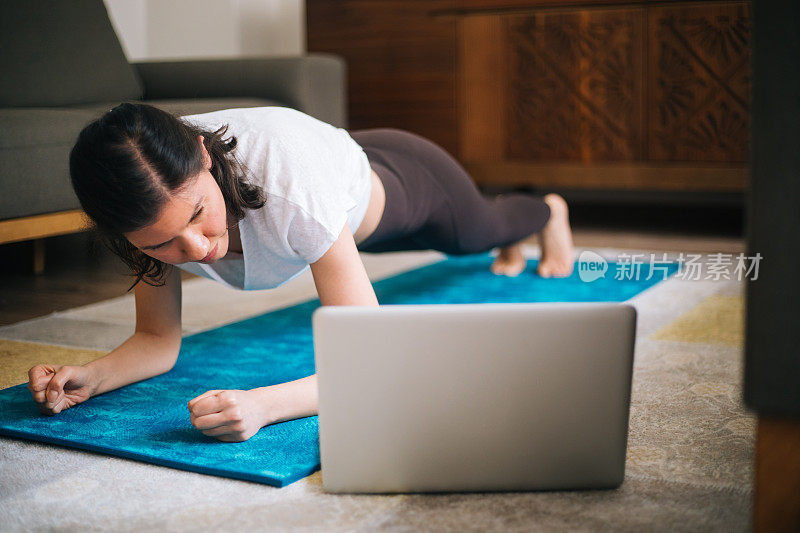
[103,0,305,62]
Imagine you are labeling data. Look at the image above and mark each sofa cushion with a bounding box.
[0,109,99,219]
[0,0,142,107]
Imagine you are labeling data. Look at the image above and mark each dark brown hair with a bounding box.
[69,102,266,292]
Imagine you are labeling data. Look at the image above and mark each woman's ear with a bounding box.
[197,135,211,170]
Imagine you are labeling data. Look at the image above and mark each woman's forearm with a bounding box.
[251,374,319,424]
[84,331,181,396]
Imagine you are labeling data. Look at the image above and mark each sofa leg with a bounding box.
[32,238,45,275]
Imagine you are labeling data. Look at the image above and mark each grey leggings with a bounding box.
[349,128,551,255]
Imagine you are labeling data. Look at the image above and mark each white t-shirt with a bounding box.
[173,107,373,290]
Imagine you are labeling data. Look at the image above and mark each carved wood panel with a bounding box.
[505,9,644,162]
[648,3,751,162]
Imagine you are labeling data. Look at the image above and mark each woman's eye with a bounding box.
[144,206,203,252]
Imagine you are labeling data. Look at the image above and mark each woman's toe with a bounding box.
[557,261,574,277]
[537,261,551,277]
[506,264,525,277]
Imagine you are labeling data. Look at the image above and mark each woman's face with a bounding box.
[125,135,232,265]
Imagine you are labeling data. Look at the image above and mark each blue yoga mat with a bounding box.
[0,254,678,487]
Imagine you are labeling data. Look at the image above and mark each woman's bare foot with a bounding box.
[537,193,575,277]
[491,242,527,277]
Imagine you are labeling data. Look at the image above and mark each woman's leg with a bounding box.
[351,128,574,276]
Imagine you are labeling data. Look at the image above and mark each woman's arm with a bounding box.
[308,221,379,307]
[254,221,377,415]
[87,263,184,394]
[188,222,379,441]
[28,263,183,414]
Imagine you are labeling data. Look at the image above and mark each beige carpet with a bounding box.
[0,246,753,532]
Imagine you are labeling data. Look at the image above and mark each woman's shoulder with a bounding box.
[181,106,315,130]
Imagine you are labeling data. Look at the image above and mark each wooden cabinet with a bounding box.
[307,0,750,195]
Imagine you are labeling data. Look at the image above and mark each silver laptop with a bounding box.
[312,302,637,493]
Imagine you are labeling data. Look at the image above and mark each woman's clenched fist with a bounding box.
[27,364,96,415]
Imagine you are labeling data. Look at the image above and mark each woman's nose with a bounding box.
[181,232,211,261]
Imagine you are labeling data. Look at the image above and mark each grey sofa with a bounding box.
[0,0,346,272]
